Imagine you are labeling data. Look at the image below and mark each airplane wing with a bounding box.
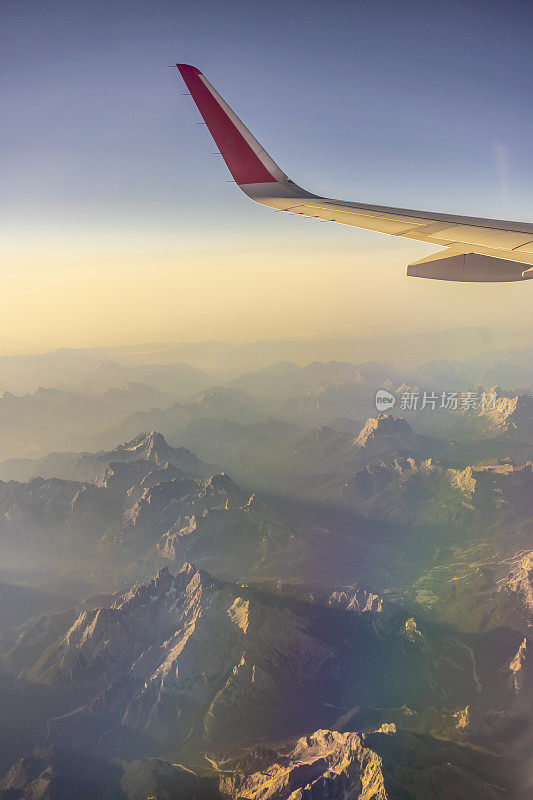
[176,64,533,282]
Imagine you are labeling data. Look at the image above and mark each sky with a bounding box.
[2,0,533,354]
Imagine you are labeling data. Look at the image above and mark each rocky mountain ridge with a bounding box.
[0,433,299,580]
[2,563,520,769]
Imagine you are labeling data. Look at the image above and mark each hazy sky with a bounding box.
[2,0,533,354]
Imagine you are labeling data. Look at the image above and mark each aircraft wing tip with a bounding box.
[176,64,202,75]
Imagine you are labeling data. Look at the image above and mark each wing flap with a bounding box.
[425,225,533,250]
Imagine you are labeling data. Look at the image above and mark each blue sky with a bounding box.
[2,0,533,352]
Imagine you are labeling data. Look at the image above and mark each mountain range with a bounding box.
[1,561,530,798]
[2,335,533,798]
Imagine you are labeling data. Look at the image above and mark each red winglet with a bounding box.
[177,64,277,185]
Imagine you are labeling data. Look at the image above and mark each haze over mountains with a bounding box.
[0,326,524,391]
[1,329,533,799]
